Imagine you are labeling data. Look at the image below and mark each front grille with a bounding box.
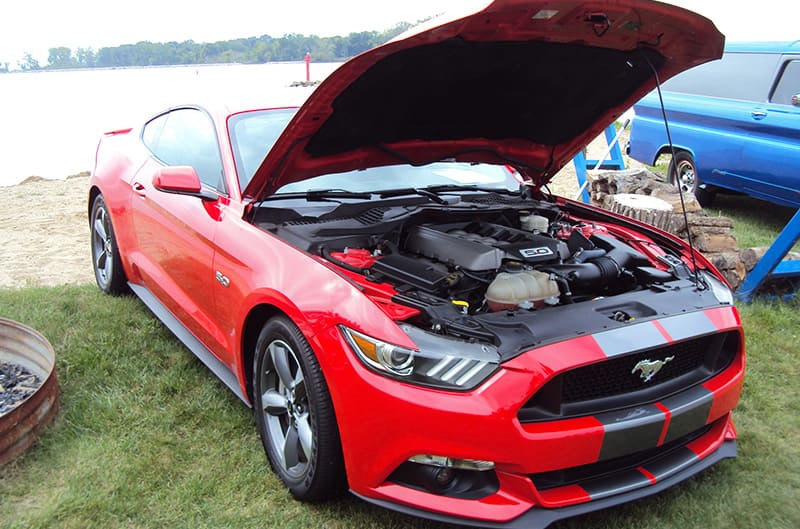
[519,331,739,422]
[563,337,711,402]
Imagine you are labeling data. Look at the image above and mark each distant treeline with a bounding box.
[10,22,415,71]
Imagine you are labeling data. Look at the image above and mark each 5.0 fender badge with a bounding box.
[632,356,675,382]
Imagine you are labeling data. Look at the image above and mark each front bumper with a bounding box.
[354,439,737,528]
[317,306,744,526]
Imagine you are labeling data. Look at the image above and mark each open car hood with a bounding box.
[243,0,723,199]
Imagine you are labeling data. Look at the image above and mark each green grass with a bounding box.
[706,194,800,251]
[1,286,798,528]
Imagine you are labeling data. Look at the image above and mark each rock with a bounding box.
[740,246,800,272]
[694,233,739,253]
[740,247,768,271]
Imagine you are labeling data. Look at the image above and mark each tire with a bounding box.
[253,316,345,501]
[668,151,715,207]
[90,194,128,294]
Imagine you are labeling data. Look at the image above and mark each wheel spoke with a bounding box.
[293,377,306,403]
[95,248,107,271]
[296,415,313,461]
[269,342,295,390]
[261,389,288,415]
[283,424,300,469]
[94,218,107,241]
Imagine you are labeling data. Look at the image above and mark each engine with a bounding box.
[315,213,674,315]
[256,197,710,351]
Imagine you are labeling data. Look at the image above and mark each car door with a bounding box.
[739,57,800,207]
[129,107,230,355]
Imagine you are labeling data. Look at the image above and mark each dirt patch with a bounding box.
[0,174,94,289]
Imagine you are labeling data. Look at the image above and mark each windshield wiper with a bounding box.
[379,184,520,202]
[306,189,372,200]
[377,187,448,204]
[424,184,522,196]
[260,189,373,202]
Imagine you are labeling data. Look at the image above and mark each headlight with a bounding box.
[340,324,499,390]
[701,270,734,305]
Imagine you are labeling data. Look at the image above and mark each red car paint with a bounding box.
[89,2,743,527]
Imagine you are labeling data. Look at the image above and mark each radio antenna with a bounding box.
[638,48,701,288]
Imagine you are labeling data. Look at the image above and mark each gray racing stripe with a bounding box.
[644,447,699,482]
[582,469,652,501]
[658,311,718,341]
[593,323,668,358]
[661,385,714,444]
[597,405,665,461]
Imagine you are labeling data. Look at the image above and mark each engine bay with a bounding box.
[254,192,722,357]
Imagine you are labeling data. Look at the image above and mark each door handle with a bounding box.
[751,109,767,120]
[132,182,146,196]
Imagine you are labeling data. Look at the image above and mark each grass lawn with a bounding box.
[1,285,798,529]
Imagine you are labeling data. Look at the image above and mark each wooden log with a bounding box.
[607,193,674,231]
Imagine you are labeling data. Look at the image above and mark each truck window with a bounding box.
[770,60,800,105]
[662,52,778,102]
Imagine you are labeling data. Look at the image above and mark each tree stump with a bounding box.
[607,193,674,231]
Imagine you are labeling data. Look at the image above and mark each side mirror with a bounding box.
[153,166,218,201]
[792,94,799,107]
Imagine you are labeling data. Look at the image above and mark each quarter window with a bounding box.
[770,60,800,105]
[142,108,225,193]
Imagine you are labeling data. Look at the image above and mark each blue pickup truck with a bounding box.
[628,41,800,207]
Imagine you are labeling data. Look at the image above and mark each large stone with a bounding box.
[688,216,734,228]
[740,246,800,272]
[694,233,739,253]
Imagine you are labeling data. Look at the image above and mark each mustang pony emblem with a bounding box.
[632,356,675,382]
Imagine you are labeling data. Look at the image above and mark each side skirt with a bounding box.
[129,282,250,406]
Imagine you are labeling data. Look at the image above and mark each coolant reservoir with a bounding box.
[485,270,560,311]
[520,213,549,233]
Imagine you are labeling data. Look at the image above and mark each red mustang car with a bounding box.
[88,1,744,527]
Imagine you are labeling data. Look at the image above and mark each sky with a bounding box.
[0,0,796,67]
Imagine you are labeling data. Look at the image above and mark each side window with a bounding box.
[770,60,800,106]
[142,108,225,193]
[662,52,777,101]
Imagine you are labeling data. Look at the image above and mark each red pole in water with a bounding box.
[304,52,311,82]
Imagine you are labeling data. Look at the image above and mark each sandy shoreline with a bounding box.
[0,167,581,291]
[0,175,94,289]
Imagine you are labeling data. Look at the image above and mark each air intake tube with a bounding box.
[540,234,650,294]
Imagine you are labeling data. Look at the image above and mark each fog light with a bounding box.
[408,454,495,471]
[434,467,456,487]
[388,458,500,499]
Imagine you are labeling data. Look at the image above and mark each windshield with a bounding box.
[276,162,521,194]
[229,108,298,191]
[229,109,521,196]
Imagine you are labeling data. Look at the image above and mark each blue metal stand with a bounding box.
[573,124,627,203]
[736,208,800,302]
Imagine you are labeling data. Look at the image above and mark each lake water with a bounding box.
[0,62,343,187]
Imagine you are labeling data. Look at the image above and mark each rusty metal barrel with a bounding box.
[0,317,59,464]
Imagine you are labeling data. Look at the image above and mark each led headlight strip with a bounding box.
[341,324,500,391]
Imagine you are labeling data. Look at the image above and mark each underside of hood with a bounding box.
[244,0,723,199]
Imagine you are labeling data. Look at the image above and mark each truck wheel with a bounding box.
[668,151,714,207]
